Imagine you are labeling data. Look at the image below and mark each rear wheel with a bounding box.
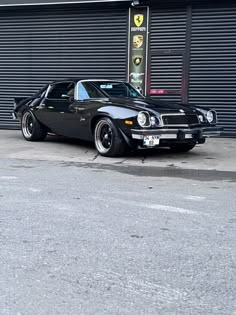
[21,110,47,141]
[170,142,196,153]
[94,117,126,157]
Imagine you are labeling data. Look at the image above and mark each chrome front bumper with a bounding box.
[131,126,222,140]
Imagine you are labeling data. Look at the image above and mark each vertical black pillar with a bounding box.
[128,6,149,95]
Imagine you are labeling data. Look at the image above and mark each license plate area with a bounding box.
[143,135,160,147]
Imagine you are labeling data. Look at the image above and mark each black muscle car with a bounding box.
[13,79,221,157]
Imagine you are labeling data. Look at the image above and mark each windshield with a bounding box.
[92,81,143,99]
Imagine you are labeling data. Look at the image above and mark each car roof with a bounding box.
[50,79,126,84]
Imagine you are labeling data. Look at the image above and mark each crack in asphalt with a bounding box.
[91,153,99,162]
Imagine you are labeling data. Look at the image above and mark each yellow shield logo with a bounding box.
[134,14,144,27]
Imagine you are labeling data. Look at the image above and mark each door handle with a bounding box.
[69,105,85,113]
[69,104,76,112]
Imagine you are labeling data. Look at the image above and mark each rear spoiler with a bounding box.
[13,96,31,113]
[14,97,28,105]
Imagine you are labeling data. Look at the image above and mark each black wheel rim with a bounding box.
[22,112,34,138]
[95,120,113,154]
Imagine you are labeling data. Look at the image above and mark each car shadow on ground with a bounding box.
[45,135,203,160]
[45,134,95,149]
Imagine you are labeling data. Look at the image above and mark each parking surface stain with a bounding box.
[60,161,236,182]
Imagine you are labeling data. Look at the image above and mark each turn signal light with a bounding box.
[125,120,133,125]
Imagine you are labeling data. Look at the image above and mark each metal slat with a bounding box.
[150,8,187,102]
[0,0,131,6]
[189,5,236,136]
[0,4,128,128]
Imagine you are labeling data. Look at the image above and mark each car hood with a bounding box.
[107,97,195,114]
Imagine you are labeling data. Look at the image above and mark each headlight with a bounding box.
[196,108,217,124]
[206,110,214,123]
[137,111,150,127]
[150,116,156,126]
[150,116,162,127]
[198,115,204,123]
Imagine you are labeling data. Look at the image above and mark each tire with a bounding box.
[170,142,196,153]
[21,110,47,141]
[94,117,126,157]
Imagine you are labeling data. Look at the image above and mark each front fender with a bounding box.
[91,106,138,132]
[97,105,139,120]
[90,106,139,146]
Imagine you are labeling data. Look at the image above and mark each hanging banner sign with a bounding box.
[128,6,149,95]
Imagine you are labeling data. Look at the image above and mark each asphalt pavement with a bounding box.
[0,130,235,315]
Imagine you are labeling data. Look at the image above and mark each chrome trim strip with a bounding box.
[159,124,200,128]
[132,134,175,140]
[203,131,221,137]
[132,133,193,140]
[45,84,52,98]
[185,134,193,139]
[131,126,221,139]
[79,79,127,83]
[132,134,143,140]
[160,134,177,139]
[131,128,179,133]
[131,127,211,133]
[161,112,186,116]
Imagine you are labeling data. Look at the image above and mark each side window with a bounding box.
[78,82,105,100]
[83,82,105,98]
[78,83,89,100]
[47,82,74,99]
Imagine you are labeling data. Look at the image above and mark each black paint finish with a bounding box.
[14,79,222,150]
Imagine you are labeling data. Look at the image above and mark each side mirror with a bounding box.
[61,94,74,102]
[61,94,70,99]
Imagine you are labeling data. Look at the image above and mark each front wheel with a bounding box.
[169,142,196,153]
[94,117,126,157]
[21,110,47,141]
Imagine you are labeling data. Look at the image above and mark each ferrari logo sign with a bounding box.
[129,7,148,94]
[134,14,144,27]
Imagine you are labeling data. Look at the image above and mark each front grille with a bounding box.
[162,114,199,126]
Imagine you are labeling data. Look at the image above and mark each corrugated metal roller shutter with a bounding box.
[150,8,187,102]
[189,5,236,136]
[0,4,128,129]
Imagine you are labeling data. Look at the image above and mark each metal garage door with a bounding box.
[189,4,236,136]
[0,4,128,129]
[149,7,187,102]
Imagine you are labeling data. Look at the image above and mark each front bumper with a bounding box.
[131,126,222,141]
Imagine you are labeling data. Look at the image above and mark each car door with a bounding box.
[68,81,107,140]
[38,81,81,137]
[68,98,94,140]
